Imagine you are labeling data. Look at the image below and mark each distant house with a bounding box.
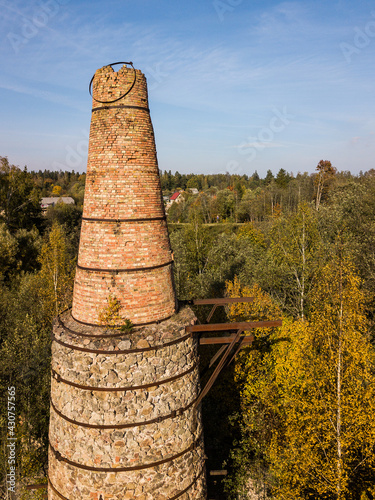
[41,197,75,213]
[166,191,183,211]
[169,191,181,202]
[188,188,199,195]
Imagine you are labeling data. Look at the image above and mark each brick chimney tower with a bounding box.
[48,63,207,499]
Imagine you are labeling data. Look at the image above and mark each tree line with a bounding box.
[165,161,375,499]
[1,155,375,498]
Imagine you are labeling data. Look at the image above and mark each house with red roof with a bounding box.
[169,191,181,201]
[165,191,183,211]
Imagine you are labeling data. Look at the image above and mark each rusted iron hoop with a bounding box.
[47,467,205,500]
[51,330,193,353]
[51,361,197,391]
[92,104,150,112]
[170,467,206,500]
[70,311,175,329]
[76,259,173,274]
[56,313,126,339]
[26,483,47,490]
[81,215,166,223]
[48,478,68,500]
[49,432,203,472]
[50,395,198,430]
[89,61,136,104]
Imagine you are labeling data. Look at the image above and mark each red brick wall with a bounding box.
[72,64,176,325]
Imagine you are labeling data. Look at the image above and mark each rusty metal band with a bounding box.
[51,361,197,392]
[89,61,136,104]
[48,477,68,500]
[76,259,173,273]
[47,466,205,500]
[92,104,149,112]
[26,483,47,490]
[81,215,166,223]
[49,432,203,472]
[56,313,128,338]
[170,466,206,500]
[50,394,198,429]
[70,311,175,329]
[51,329,192,353]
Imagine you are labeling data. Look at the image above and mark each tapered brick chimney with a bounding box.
[72,63,176,326]
[48,63,206,500]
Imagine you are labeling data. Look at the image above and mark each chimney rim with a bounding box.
[89,61,136,104]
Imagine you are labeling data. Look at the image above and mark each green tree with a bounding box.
[263,170,274,186]
[275,168,291,188]
[322,175,375,327]
[38,222,76,317]
[0,274,52,497]
[0,223,18,280]
[0,157,42,232]
[217,189,236,221]
[315,159,337,210]
[14,227,42,275]
[269,202,321,319]
[186,175,202,190]
[44,202,82,257]
[227,260,375,499]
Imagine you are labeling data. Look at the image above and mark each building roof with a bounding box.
[169,191,180,201]
[41,197,75,207]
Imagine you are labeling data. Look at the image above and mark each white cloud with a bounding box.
[230,142,288,149]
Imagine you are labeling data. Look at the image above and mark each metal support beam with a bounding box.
[199,335,254,345]
[187,320,282,333]
[188,297,282,405]
[192,297,254,305]
[193,297,255,323]
[195,330,242,408]
[26,484,47,490]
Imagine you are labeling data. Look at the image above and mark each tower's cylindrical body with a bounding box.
[48,64,207,500]
[72,64,176,326]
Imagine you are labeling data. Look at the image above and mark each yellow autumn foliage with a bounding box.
[98,294,123,328]
[38,222,75,318]
[236,222,266,248]
[226,261,375,499]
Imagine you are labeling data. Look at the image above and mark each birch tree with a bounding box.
[270,260,375,499]
[269,202,321,319]
[226,260,375,499]
[38,222,75,317]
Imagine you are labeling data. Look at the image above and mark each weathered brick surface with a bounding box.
[73,264,175,325]
[71,64,175,325]
[77,219,171,270]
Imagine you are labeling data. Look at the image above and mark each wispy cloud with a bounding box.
[230,142,288,149]
[0,0,374,174]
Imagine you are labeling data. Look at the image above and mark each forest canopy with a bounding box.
[1,156,375,499]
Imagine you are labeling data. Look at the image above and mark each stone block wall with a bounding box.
[48,309,207,499]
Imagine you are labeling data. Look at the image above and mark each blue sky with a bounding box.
[1,0,375,178]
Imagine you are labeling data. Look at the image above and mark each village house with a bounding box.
[40,196,75,213]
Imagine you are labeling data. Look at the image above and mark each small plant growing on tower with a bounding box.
[120,318,133,333]
[98,294,133,332]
